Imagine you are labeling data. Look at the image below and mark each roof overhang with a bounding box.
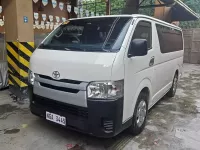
[161,0,200,21]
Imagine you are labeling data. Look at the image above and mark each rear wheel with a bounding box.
[167,73,178,97]
[129,92,148,135]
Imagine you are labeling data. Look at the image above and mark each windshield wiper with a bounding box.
[64,48,71,51]
[85,49,110,52]
[64,47,86,51]
[64,47,110,52]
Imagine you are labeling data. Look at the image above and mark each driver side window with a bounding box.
[131,21,152,49]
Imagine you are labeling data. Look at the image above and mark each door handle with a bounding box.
[149,57,155,66]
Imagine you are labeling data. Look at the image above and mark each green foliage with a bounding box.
[82,0,125,15]
[82,0,106,15]
[180,0,200,28]
[82,0,154,16]
[138,0,155,16]
[110,0,125,15]
[82,0,200,28]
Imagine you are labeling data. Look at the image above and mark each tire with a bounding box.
[129,92,148,135]
[167,73,178,97]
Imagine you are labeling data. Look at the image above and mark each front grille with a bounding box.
[33,94,88,118]
[40,83,79,93]
[39,74,82,84]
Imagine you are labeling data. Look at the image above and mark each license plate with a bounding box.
[46,111,66,126]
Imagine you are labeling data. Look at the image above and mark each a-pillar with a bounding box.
[2,0,34,99]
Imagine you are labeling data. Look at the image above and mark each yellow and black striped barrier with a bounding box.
[6,41,34,98]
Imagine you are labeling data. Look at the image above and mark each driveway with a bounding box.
[0,64,200,150]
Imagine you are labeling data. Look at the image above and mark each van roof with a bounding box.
[69,14,182,31]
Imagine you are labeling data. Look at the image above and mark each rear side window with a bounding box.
[132,21,152,49]
[156,24,183,53]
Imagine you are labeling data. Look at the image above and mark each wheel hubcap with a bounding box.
[136,100,147,127]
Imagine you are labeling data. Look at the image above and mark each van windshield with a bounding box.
[38,17,132,52]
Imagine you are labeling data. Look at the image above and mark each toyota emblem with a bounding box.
[52,71,60,79]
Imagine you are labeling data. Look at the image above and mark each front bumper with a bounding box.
[29,86,126,138]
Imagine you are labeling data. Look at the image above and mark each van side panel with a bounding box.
[121,18,184,123]
[123,58,154,123]
[122,18,155,123]
[151,22,184,105]
[151,53,183,105]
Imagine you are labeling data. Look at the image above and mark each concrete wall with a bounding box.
[183,29,200,64]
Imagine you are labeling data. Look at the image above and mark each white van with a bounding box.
[28,14,184,137]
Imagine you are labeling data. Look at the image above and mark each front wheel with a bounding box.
[129,92,148,135]
[167,73,178,97]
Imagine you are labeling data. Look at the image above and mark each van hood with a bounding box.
[30,49,117,82]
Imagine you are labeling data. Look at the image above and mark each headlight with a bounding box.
[28,70,35,85]
[87,80,124,99]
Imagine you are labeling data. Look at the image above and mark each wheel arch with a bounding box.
[131,78,152,115]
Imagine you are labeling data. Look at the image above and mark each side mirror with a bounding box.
[128,39,148,58]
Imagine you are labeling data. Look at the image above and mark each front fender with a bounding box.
[131,78,152,114]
